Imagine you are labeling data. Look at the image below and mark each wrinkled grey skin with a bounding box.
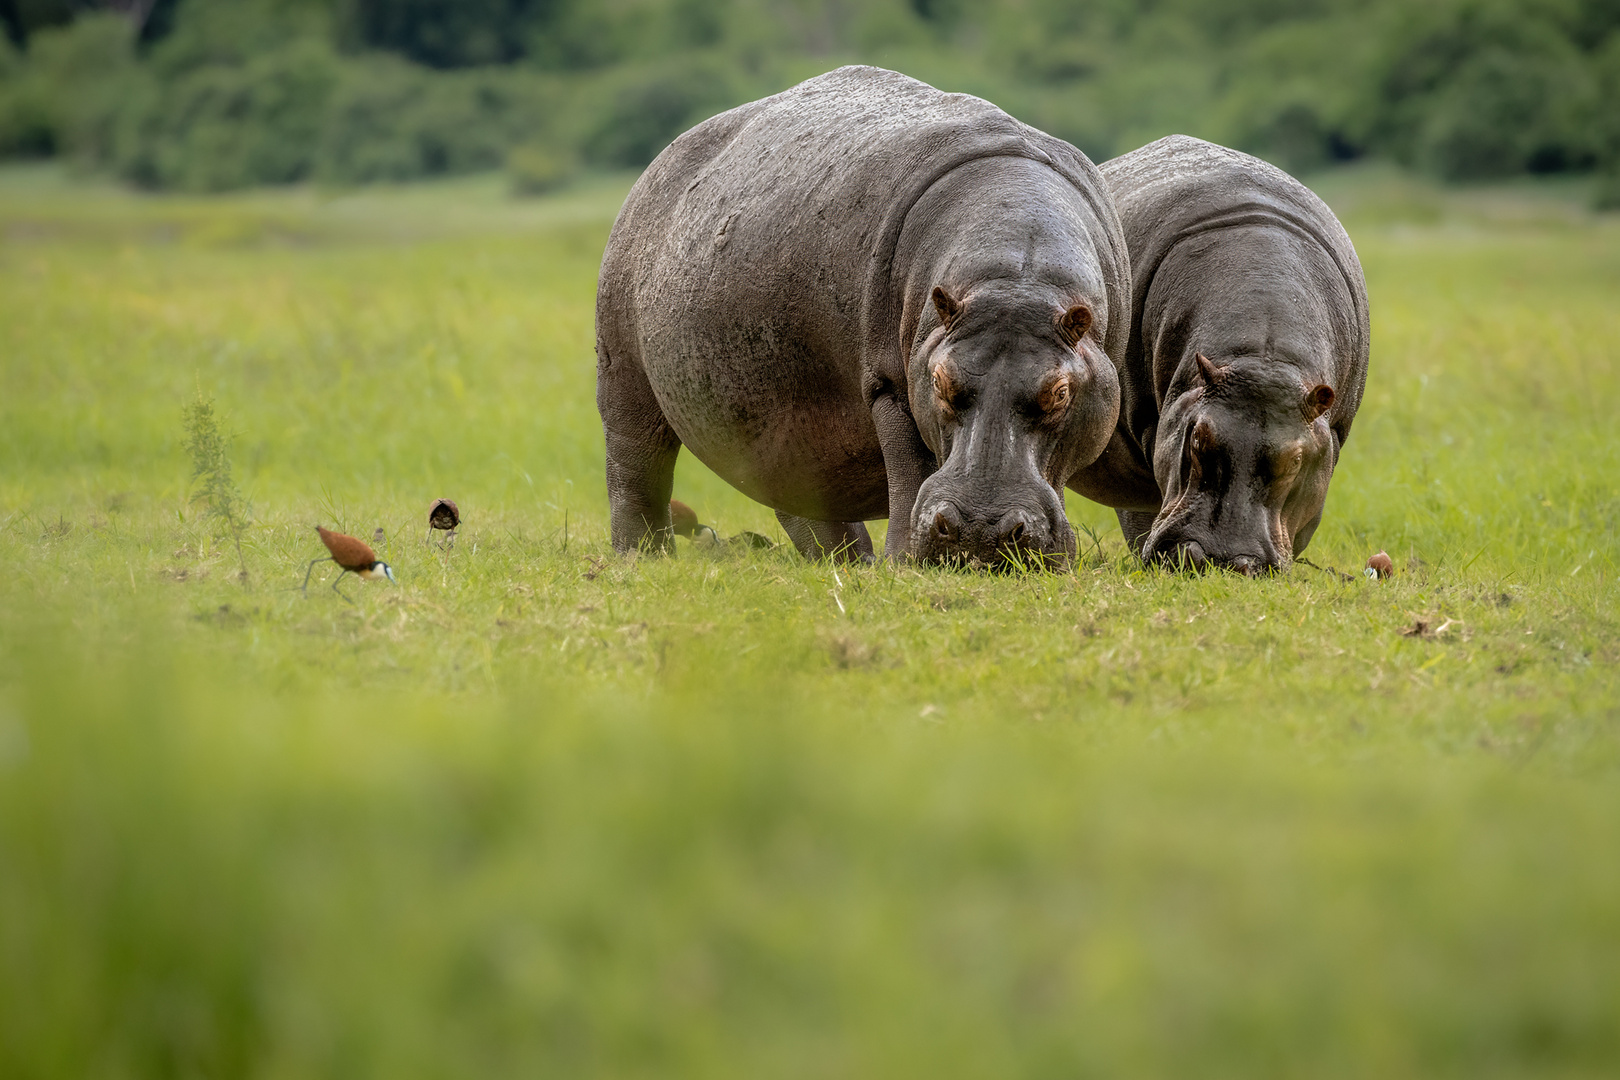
[1068,135,1370,574]
[596,66,1129,565]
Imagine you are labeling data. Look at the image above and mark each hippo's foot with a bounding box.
[774,512,876,564]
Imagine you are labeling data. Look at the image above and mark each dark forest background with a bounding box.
[3,0,1619,200]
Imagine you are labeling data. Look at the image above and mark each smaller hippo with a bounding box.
[1069,136,1370,574]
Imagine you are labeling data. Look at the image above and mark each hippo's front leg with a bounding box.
[869,385,936,560]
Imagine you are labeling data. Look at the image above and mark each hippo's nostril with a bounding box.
[1229,555,1257,577]
[993,510,1035,553]
[1151,538,1207,571]
[934,509,959,542]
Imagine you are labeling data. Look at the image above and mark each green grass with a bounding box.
[1,161,1617,1078]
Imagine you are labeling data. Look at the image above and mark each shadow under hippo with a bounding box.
[596,66,1130,567]
[1069,135,1371,575]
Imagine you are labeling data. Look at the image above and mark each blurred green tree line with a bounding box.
[2,0,1619,195]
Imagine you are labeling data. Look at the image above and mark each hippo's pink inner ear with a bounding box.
[1305,383,1335,421]
[1058,304,1092,346]
[1194,353,1225,386]
[931,286,961,331]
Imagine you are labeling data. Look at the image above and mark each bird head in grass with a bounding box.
[669,500,719,544]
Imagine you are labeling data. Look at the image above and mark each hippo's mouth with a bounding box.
[1142,537,1279,576]
[910,506,1077,571]
[1140,501,1289,576]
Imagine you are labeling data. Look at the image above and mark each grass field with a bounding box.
[1,160,1618,1078]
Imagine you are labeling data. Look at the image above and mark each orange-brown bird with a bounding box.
[669,499,718,544]
[304,526,395,601]
[427,498,460,546]
[1365,550,1394,580]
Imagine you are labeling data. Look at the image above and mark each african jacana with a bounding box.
[304,526,395,602]
[669,499,718,544]
[427,498,460,546]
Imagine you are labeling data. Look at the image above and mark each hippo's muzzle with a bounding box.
[1141,516,1286,577]
[911,478,1076,569]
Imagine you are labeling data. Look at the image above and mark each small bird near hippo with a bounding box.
[304,526,395,602]
[427,498,460,546]
[669,499,777,553]
[669,499,718,544]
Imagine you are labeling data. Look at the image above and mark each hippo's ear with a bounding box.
[1194,353,1226,387]
[931,286,961,331]
[1304,383,1335,422]
[1057,304,1093,346]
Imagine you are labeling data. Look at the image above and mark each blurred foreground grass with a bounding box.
[1,162,1617,1077]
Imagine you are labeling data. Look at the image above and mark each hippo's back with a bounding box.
[1101,135,1365,318]
[603,65,1114,375]
[1100,135,1369,438]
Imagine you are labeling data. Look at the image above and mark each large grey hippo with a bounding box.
[596,66,1130,565]
[1068,135,1370,574]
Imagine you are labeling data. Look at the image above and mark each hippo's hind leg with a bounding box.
[598,348,681,555]
[1117,509,1156,557]
[775,512,875,564]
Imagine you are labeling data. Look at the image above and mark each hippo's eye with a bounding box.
[1191,418,1216,455]
[1181,417,1218,489]
[1263,443,1305,488]
[932,363,962,415]
[1039,374,1072,417]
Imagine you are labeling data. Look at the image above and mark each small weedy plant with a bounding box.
[183,389,251,583]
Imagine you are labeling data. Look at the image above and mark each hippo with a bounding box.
[1067,135,1370,574]
[595,66,1130,565]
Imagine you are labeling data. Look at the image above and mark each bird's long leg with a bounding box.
[332,570,355,604]
[303,557,332,594]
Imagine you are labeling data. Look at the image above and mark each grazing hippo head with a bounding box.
[1141,353,1337,575]
[909,282,1120,568]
